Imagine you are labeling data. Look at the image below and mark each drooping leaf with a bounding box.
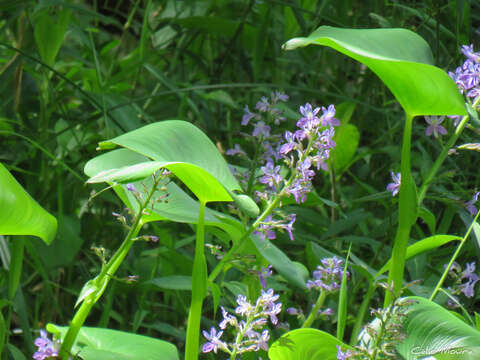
[47,325,178,360]
[376,235,462,276]
[0,163,57,244]
[397,296,480,359]
[283,26,466,117]
[268,328,350,360]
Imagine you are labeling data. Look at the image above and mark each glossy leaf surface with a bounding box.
[397,297,480,359]
[48,325,178,360]
[283,26,466,117]
[268,328,349,360]
[0,163,57,244]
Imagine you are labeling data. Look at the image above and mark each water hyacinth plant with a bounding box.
[1,3,480,360]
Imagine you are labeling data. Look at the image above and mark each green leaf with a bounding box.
[376,235,462,276]
[397,296,480,359]
[48,325,179,360]
[144,276,192,291]
[89,120,241,203]
[418,207,437,234]
[331,123,360,174]
[283,26,466,117]
[250,235,307,289]
[268,328,350,360]
[0,163,57,244]
[84,148,243,239]
[34,8,71,67]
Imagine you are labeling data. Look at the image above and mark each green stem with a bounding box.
[417,97,479,206]
[349,282,376,345]
[430,208,480,301]
[59,178,161,359]
[185,201,207,360]
[385,113,415,306]
[302,290,327,328]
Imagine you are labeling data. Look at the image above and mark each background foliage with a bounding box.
[0,0,479,358]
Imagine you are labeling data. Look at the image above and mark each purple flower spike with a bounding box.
[33,330,60,360]
[386,171,401,197]
[298,103,321,130]
[425,116,448,138]
[465,192,479,216]
[461,44,480,63]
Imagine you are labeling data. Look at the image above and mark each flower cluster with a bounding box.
[306,257,348,293]
[446,261,479,304]
[33,330,60,360]
[449,44,480,102]
[202,289,282,356]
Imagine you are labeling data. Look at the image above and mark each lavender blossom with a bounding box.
[336,345,354,360]
[271,90,289,103]
[252,121,271,138]
[226,144,247,156]
[202,289,282,356]
[33,330,60,360]
[258,265,273,288]
[306,257,348,293]
[386,172,401,197]
[446,261,479,300]
[424,116,448,138]
[465,192,479,215]
[242,105,257,126]
[126,183,137,192]
[259,161,282,189]
[256,96,270,112]
[320,105,340,127]
[449,44,480,102]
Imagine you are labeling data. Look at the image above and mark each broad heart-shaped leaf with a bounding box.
[397,296,480,359]
[96,119,240,195]
[0,163,57,244]
[268,328,350,360]
[84,148,244,239]
[283,26,467,117]
[47,325,178,360]
[376,235,461,276]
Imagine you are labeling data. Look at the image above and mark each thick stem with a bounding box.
[302,290,327,328]
[184,202,207,360]
[385,113,415,306]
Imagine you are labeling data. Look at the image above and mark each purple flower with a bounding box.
[33,330,60,360]
[255,329,270,351]
[306,257,347,293]
[286,179,311,204]
[126,183,137,192]
[255,96,270,112]
[271,90,289,103]
[258,265,273,288]
[259,161,282,189]
[465,192,479,216]
[320,105,340,127]
[279,131,297,155]
[336,345,353,360]
[278,214,296,241]
[252,121,271,138]
[461,44,480,63]
[226,144,246,156]
[202,327,226,354]
[460,262,479,298]
[297,103,321,130]
[386,171,401,197]
[425,116,448,138]
[242,105,257,126]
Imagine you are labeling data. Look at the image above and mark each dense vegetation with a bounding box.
[1,1,480,359]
